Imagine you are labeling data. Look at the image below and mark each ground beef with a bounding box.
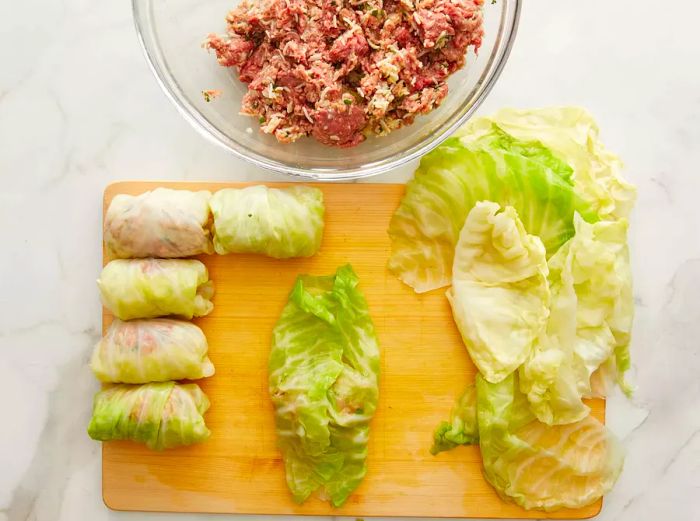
[206,0,484,147]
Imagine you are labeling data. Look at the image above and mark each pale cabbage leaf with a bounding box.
[447,202,550,383]
[430,384,479,455]
[477,373,624,511]
[520,214,635,424]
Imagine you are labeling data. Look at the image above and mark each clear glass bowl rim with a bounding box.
[132,0,521,180]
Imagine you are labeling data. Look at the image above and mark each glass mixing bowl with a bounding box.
[133,0,520,179]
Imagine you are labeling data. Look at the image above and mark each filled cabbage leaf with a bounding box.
[97,259,214,320]
[477,373,624,511]
[269,264,380,507]
[87,382,211,450]
[91,318,215,383]
[104,188,213,259]
[447,202,550,383]
[210,185,325,259]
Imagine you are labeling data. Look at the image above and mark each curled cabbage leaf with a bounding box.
[518,285,589,425]
[519,214,634,424]
[210,185,325,258]
[447,202,550,383]
[87,382,211,450]
[97,259,214,320]
[269,264,380,507]
[430,383,478,455]
[388,127,581,293]
[477,373,624,511]
[564,216,634,396]
[90,318,215,383]
[104,188,213,259]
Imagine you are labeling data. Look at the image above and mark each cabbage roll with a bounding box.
[104,188,213,258]
[87,382,211,450]
[269,264,380,506]
[98,259,214,320]
[91,319,215,383]
[210,185,324,258]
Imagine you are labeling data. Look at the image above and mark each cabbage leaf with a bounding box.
[477,373,624,511]
[388,127,582,293]
[460,107,636,221]
[90,318,215,383]
[430,384,479,455]
[447,202,550,383]
[97,259,214,320]
[519,214,634,423]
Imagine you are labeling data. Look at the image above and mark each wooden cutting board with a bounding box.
[101,181,605,518]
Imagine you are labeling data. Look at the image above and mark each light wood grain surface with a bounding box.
[101,181,604,518]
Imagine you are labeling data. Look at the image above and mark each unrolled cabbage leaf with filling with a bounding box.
[477,373,624,511]
[87,382,211,450]
[460,107,637,221]
[447,201,550,383]
[97,259,214,320]
[210,185,325,259]
[269,264,380,507]
[388,126,587,293]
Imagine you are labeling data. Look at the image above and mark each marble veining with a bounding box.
[1,1,699,520]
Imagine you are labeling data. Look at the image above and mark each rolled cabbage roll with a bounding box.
[98,259,214,320]
[91,319,215,383]
[210,185,324,258]
[269,264,380,507]
[87,382,211,450]
[104,188,213,258]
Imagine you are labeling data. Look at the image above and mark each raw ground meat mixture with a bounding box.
[205,0,484,147]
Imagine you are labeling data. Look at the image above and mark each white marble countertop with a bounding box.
[1,1,699,520]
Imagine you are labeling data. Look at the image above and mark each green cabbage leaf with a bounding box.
[388,126,584,293]
[477,373,624,511]
[430,384,479,455]
[90,319,215,383]
[460,107,636,221]
[520,214,634,423]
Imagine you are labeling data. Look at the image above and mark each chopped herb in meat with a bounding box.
[202,89,222,102]
[205,0,484,147]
